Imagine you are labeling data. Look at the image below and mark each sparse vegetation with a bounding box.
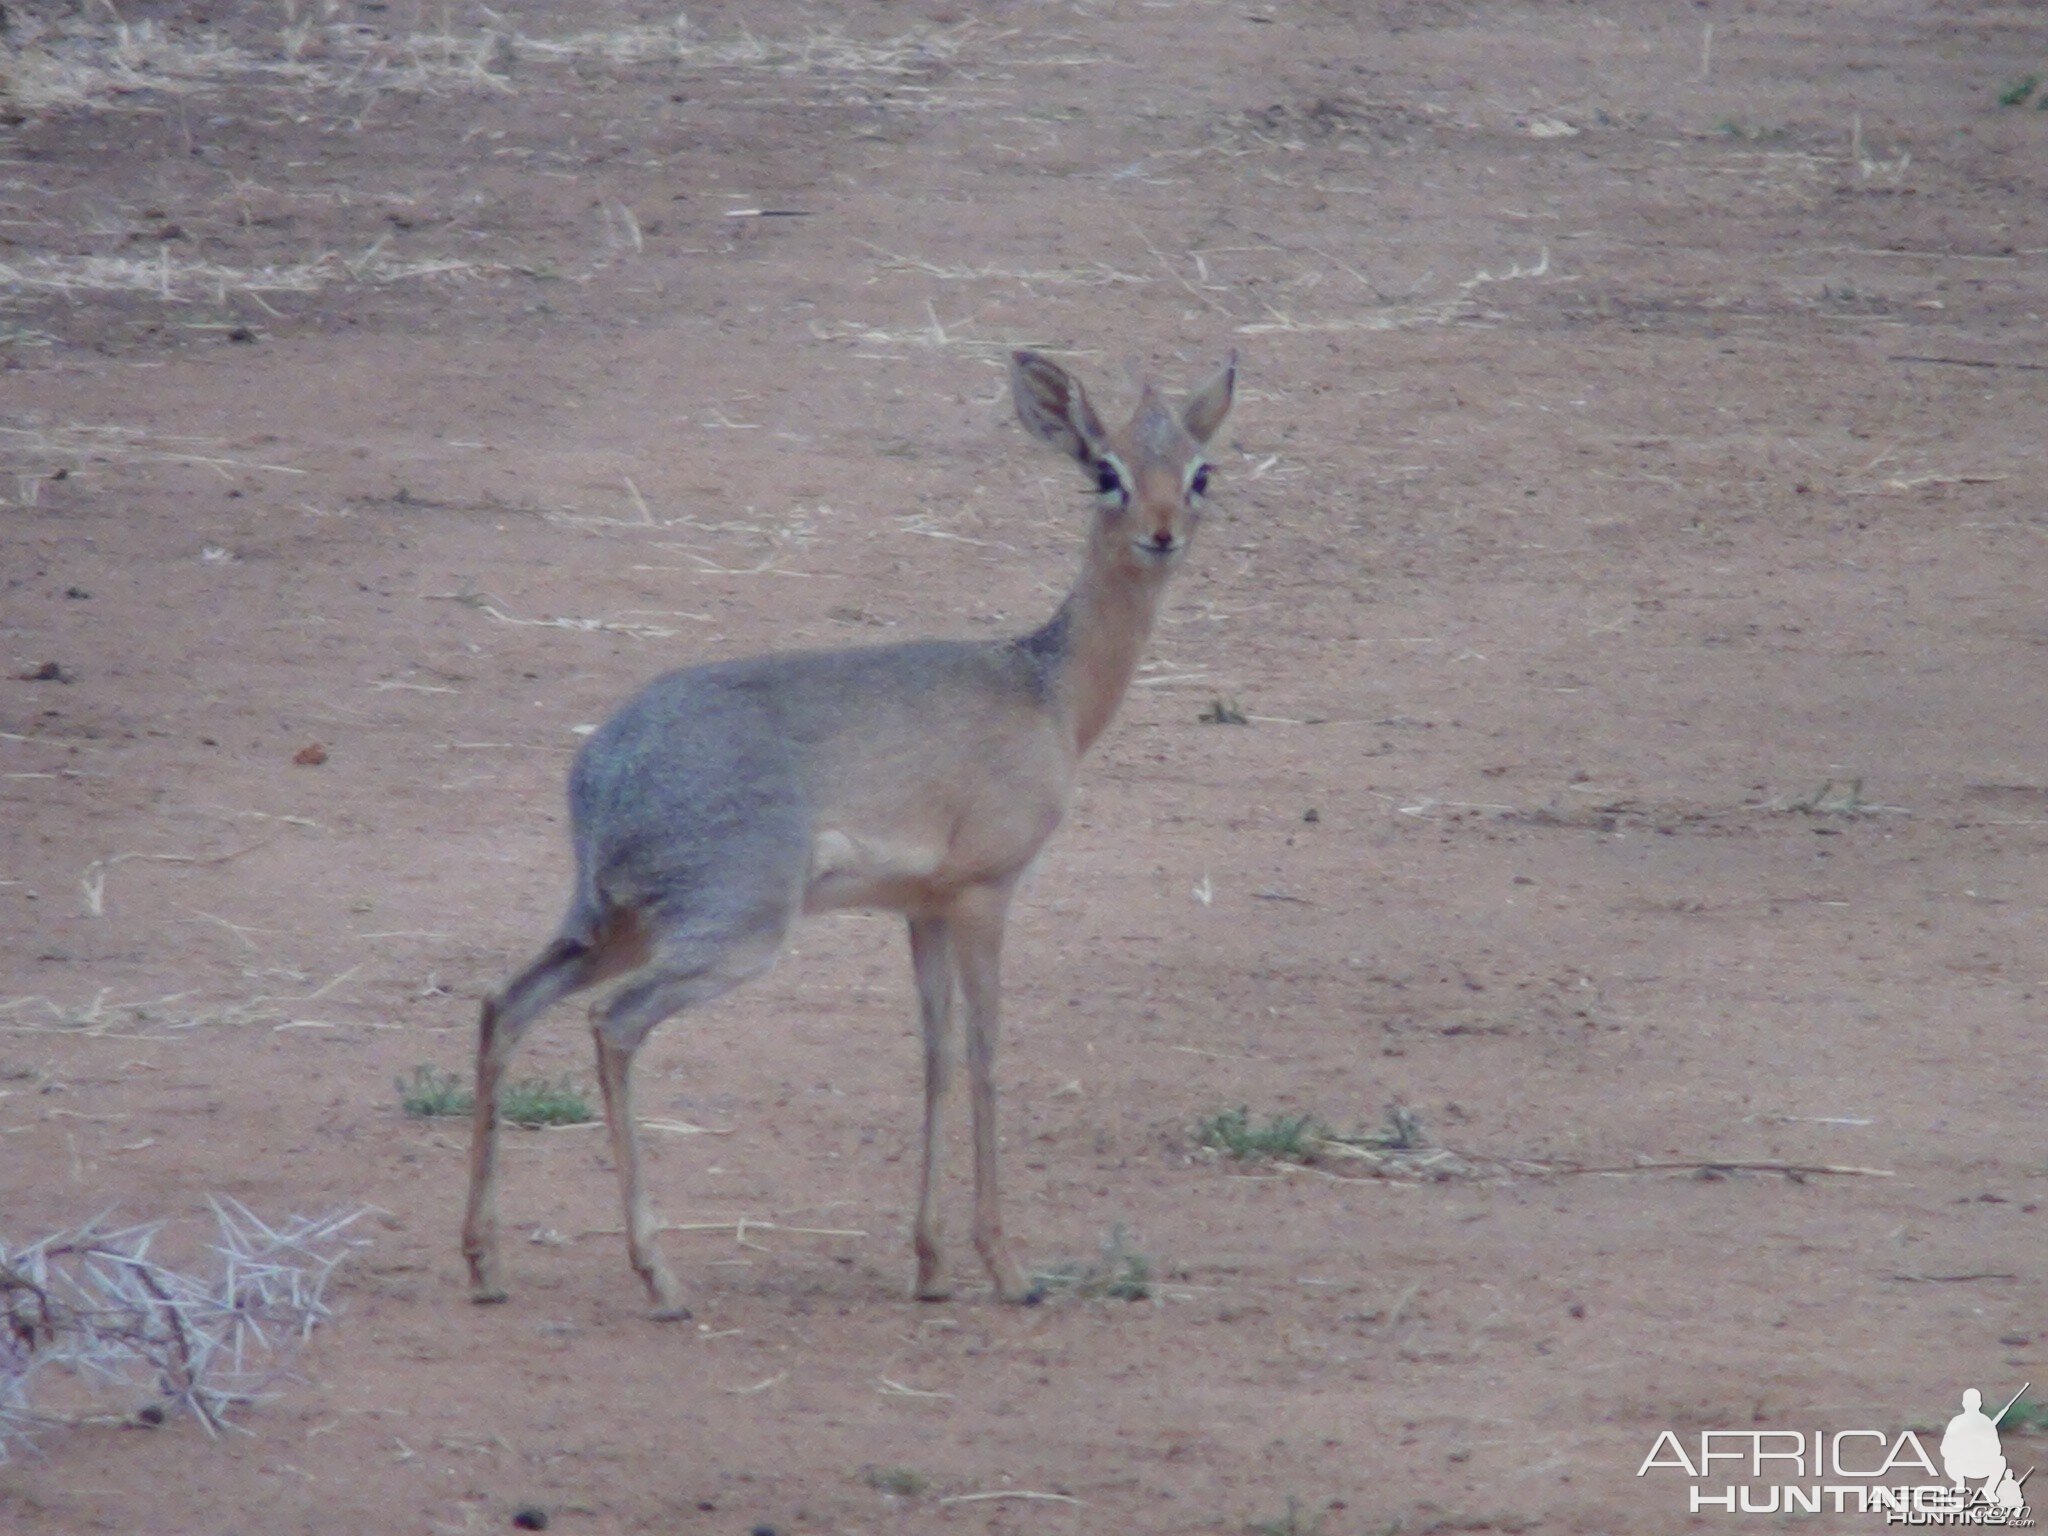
[1198,695,1250,725]
[2001,1396,2048,1435]
[1030,1225,1155,1302]
[501,1075,598,1127]
[0,1202,370,1460]
[1250,1497,1330,1536]
[0,7,966,116]
[1197,1104,1428,1165]
[1197,1105,1332,1163]
[1996,74,2040,107]
[397,1064,596,1127]
[1359,1102,1426,1152]
[1714,118,1789,142]
[861,1465,931,1497]
[1764,777,1875,816]
[397,1063,470,1118]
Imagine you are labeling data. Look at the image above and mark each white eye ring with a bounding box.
[1093,457,1132,509]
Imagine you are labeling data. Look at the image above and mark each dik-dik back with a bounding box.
[567,636,1075,929]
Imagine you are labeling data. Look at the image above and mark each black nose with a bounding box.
[1150,530,1175,550]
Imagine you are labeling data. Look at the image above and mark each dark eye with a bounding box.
[1095,461,1123,496]
[1190,465,1212,497]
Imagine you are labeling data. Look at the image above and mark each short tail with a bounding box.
[491,899,651,1031]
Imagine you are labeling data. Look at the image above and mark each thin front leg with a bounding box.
[907,914,955,1300]
[950,883,1033,1302]
[592,1024,689,1320]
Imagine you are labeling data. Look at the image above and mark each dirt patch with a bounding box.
[2,1,2044,1531]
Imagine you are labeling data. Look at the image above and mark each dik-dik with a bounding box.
[463,349,1237,1317]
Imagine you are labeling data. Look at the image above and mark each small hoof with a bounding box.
[914,1283,954,1303]
[649,1301,694,1323]
[989,1267,1037,1305]
[471,1287,510,1306]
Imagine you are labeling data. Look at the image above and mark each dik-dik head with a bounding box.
[1010,349,1237,575]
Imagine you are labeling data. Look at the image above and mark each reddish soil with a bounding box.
[2,1,2044,1532]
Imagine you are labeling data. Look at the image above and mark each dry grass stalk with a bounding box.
[0,11,967,112]
[1238,249,1554,335]
[0,250,499,303]
[1,964,364,1038]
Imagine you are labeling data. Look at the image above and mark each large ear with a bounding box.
[1180,349,1238,445]
[1011,350,1110,470]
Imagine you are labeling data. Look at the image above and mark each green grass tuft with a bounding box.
[397,1063,470,1118]
[396,1064,596,1127]
[861,1465,930,1497]
[500,1074,597,1127]
[1197,1104,1427,1166]
[1030,1225,1155,1302]
[1714,118,1789,143]
[1196,1105,1332,1163]
[2001,1397,2048,1434]
[1997,73,2040,107]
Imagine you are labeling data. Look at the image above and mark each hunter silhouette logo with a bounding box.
[1637,1382,2035,1522]
[1942,1388,2033,1516]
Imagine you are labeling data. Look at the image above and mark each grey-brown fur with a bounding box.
[462,349,1236,1317]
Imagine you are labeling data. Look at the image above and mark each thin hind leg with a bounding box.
[465,935,611,1302]
[592,1020,686,1318]
[592,925,788,1318]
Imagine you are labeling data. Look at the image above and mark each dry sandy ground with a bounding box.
[2,1,2045,1531]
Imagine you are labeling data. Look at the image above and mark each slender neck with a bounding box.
[1024,536,1167,756]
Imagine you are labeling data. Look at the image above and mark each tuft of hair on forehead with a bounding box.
[1128,392,1190,457]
